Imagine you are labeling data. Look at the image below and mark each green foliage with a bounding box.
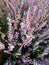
[0,13,8,34]
[29,43,33,48]
[30,48,43,59]
[0,35,8,48]
[21,10,24,18]
[0,36,2,41]
[44,53,49,58]
[21,46,28,54]
[16,22,22,43]
[37,47,44,54]
[17,34,22,43]
[30,41,44,59]
[0,52,10,65]
[31,38,38,44]
[30,50,39,59]
[39,43,47,47]
[11,46,19,54]
[0,51,19,65]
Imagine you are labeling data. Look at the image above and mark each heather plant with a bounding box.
[0,0,49,65]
